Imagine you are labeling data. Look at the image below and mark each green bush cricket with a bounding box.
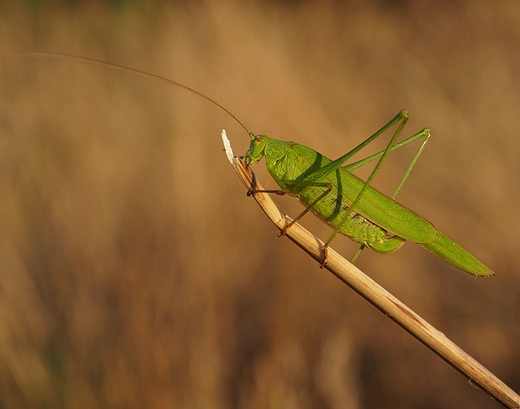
[17,53,494,277]
[242,111,493,277]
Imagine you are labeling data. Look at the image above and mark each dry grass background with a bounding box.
[0,0,519,408]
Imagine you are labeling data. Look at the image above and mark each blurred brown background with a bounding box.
[0,0,519,408]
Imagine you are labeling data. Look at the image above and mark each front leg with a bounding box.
[247,188,286,196]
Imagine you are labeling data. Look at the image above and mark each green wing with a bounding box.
[420,231,493,276]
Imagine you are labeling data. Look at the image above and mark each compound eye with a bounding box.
[254,137,262,145]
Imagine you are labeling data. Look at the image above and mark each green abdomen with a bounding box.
[298,187,405,254]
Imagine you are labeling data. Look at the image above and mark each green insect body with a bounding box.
[244,131,493,277]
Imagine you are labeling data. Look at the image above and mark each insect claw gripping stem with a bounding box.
[319,245,329,268]
[277,220,290,237]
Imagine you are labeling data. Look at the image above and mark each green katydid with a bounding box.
[242,111,493,277]
[15,53,494,277]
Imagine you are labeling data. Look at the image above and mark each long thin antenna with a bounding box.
[9,52,252,136]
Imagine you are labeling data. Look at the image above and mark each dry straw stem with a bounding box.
[222,130,520,409]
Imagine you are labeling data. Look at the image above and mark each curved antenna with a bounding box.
[10,52,253,137]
